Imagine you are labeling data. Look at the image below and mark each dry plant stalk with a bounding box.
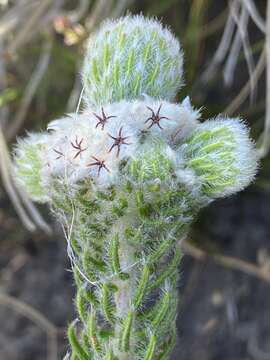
[202,0,270,157]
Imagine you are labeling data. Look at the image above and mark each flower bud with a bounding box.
[82,15,184,106]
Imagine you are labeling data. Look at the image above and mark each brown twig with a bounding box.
[200,2,239,83]
[0,127,51,233]
[224,47,266,116]
[6,0,54,57]
[0,292,58,360]
[0,253,29,282]
[199,7,228,40]
[258,0,270,158]
[242,0,266,33]
[0,40,9,128]
[181,238,270,284]
[0,1,39,39]
[6,38,52,141]
[66,0,89,23]
[85,0,114,33]
[229,1,256,100]
[0,127,36,231]
[111,0,134,18]
[223,4,250,87]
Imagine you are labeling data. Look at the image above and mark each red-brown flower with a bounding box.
[87,156,110,176]
[145,104,169,129]
[94,108,116,130]
[108,127,131,157]
[70,136,87,159]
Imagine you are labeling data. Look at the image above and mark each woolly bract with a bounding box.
[15,133,50,203]
[180,118,258,198]
[14,97,257,203]
[82,15,184,106]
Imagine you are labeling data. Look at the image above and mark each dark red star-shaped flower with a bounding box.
[70,136,87,159]
[145,104,169,129]
[87,156,110,176]
[94,107,116,130]
[108,127,131,157]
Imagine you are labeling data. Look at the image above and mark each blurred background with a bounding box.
[0,0,269,359]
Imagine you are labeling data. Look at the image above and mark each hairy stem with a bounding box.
[113,240,135,359]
